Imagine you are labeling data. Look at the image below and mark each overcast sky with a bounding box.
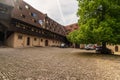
[23,0,78,26]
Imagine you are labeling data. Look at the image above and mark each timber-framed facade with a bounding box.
[0,0,67,48]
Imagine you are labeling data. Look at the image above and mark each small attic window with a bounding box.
[21,14,25,18]
[18,6,22,10]
[31,13,37,17]
[25,5,30,9]
[32,19,37,23]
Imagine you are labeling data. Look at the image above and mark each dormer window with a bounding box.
[70,26,72,28]
[32,19,37,23]
[21,14,25,18]
[25,5,30,9]
[30,13,37,17]
[46,20,48,24]
[39,20,43,25]
[18,6,22,10]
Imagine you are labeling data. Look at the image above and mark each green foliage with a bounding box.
[67,0,120,44]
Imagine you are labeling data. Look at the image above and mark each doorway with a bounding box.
[45,40,48,46]
[27,37,30,46]
[115,46,118,52]
[0,32,4,41]
[0,31,4,46]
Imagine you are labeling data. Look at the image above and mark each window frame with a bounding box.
[18,35,23,40]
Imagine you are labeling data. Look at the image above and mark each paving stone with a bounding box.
[0,47,120,80]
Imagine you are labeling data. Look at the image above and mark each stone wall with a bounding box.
[6,32,62,48]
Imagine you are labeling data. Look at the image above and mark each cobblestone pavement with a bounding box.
[0,47,120,80]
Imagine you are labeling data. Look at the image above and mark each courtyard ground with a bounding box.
[0,47,120,80]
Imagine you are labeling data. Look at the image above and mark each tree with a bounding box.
[67,0,120,53]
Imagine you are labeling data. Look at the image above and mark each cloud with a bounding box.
[23,0,78,26]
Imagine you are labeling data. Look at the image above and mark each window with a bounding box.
[46,21,48,24]
[39,20,43,25]
[74,28,78,30]
[18,35,22,39]
[34,20,37,23]
[25,5,30,9]
[30,13,36,17]
[68,29,71,32]
[32,19,37,23]
[31,28,34,31]
[53,28,55,31]
[39,31,41,33]
[34,38,37,41]
[21,14,25,18]
[41,39,43,42]
[76,24,78,26]
[42,31,44,34]
[43,25,45,28]
[16,24,20,28]
[46,27,49,29]
[70,26,72,28]
[36,30,38,32]
[18,6,22,10]
[23,26,25,29]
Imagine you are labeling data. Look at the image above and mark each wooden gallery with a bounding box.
[0,0,68,48]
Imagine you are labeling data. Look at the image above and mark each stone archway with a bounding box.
[115,46,118,52]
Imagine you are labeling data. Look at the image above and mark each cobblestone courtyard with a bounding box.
[0,47,120,80]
